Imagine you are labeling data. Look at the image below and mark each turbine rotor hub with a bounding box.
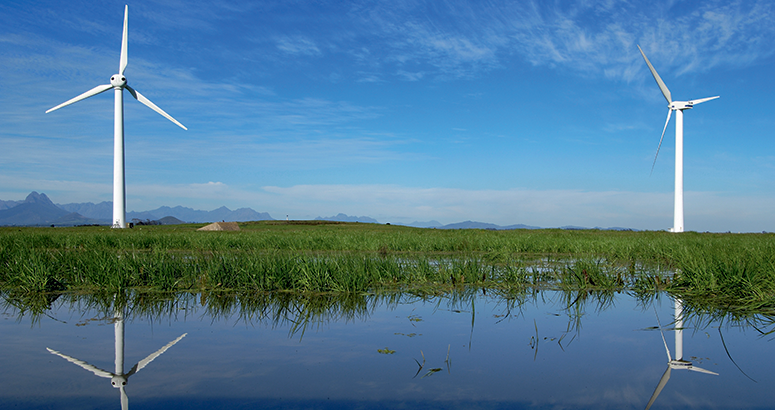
[110,74,127,88]
[111,375,127,388]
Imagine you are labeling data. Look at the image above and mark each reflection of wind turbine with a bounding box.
[46,5,187,229]
[645,298,718,410]
[637,45,718,233]
[46,309,186,410]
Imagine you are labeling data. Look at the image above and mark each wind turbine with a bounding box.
[46,5,187,228]
[46,308,186,410]
[645,298,718,410]
[637,45,718,233]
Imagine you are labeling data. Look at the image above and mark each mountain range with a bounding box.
[0,192,78,226]
[0,192,274,226]
[316,213,379,223]
[0,192,633,230]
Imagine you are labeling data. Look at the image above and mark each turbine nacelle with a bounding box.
[110,74,127,88]
[669,101,693,110]
[669,96,719,111]
[111,375,128,388]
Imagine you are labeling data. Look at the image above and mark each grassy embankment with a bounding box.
[1,221,774,311]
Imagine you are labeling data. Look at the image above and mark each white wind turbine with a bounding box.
[644,298,718,410]
[46,309,186,410]
[637,45,718,233]
[46,5,187,228]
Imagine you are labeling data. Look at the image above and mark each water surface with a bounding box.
[1,290,772,409]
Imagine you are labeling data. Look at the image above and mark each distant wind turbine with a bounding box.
[47,309,186,410]
[645,298,718,410]
[637,45,718,233]
[46,5,187,228]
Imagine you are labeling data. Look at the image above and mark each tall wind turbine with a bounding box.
[47,308,186,410]
[645,298,718,410]
[46,5,187,228]
[637,45,718,233]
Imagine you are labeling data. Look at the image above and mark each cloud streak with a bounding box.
[341,0,775,82]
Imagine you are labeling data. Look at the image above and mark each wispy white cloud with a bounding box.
[275,35,322,56]
[128,133,425,172]
[396,70,424,82]
[635,1,775,76]
[355,72,383,83]
[338,0,775,82]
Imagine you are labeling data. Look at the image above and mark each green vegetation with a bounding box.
[1,221,774,312]
[3,288,772,341]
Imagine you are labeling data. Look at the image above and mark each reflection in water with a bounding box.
[1,288,773,409]
[45,298,186,410]
[645,298,718,410]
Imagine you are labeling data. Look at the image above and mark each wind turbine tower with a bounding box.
[46,5,187,228]
[637,45,718,233]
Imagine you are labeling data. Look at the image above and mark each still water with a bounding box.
[1,290,772,410]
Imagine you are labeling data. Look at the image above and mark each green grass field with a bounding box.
[1,221,774,312]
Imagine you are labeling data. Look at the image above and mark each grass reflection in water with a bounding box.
[1,287,774,409]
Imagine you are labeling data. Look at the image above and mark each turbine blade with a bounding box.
[46,348,114,378]
[651,109,672,176]
[689,96,719,105]
[688,365,719,376]
[653,305,673,361]
[645,366,671,410]
[119,5,128,75]
[125,85,188,130]
[638,45,672,104]
[46,84,113,113]
[120,385,129,410]
[127,333,187,376]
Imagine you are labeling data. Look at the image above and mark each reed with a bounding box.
[1,224,774,310]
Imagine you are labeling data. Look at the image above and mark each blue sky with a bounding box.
[1,0,774,231]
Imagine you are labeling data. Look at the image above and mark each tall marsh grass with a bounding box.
[1,223,774,310]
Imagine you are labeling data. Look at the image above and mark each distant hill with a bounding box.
[0,192,70,226]
[0,199,24,211]
[58,201,274,223]
[58,201,113,220]
[406,220,444,228]
[1,192,275,226]
[1,191,636,230]
[593,226,635,231]
[557,225,588,231]
[559,225,636,231]
[439,221,542,230]
[158,216,185,225]
[51,212,105,227]
[314,216,626,231]
[395,220,540,230]
[128,205,273,223]
[316,213,379,223]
